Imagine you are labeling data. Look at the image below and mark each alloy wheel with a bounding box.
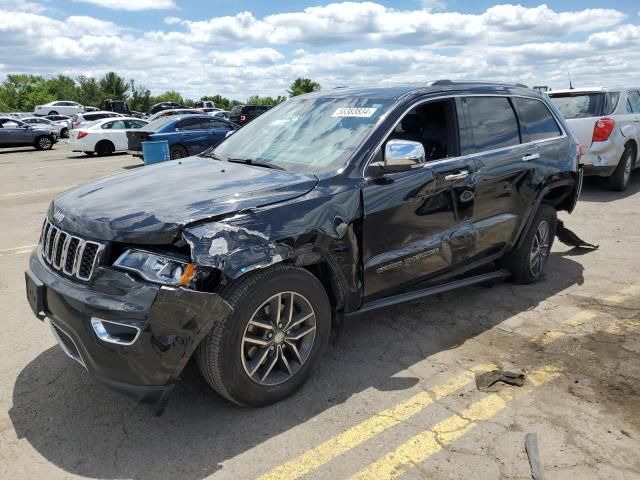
[39,137,52,149]
[529,220,550,277]
[241,292,317,386]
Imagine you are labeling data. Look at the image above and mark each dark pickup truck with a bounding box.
[26,81,581,411]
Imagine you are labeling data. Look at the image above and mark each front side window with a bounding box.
[177,117,203,130]
[214,96,396,174]
[512,97,562,142]
[465,97,520,152]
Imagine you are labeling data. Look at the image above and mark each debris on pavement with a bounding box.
[475,370,526,392]
[556,219,599,249]
[525,432,544,480]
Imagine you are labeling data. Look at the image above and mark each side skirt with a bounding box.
[345,269,510,317]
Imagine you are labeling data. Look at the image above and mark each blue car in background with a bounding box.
[126,114,238,160]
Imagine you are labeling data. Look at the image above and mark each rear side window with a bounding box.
[177,117,203,130]
[626,91,640,113]
[512,98,562,142]
[465,97,520,152]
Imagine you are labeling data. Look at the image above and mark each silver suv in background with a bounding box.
[549,87,639,191]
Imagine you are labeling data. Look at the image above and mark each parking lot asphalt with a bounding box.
[0,145,638,480]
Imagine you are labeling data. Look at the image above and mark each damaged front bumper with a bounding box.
[26,249,231,406]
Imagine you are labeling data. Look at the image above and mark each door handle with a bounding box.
[444,170,469,181]
[522,153,540,161]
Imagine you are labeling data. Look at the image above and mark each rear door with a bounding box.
[174,117,209,153]
[460,96,533,257]
[0,120,33,145]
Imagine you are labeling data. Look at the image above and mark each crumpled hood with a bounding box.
[51,156,318,244]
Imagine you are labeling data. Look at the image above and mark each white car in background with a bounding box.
[146,108,202,122]
[34,101,84,116]
[70,111,124,129]
[68,117,148,156]
[21,116,69,138]
[549,87,640,191]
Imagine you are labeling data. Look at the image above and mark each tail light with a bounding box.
[592,118,615,142]
[240,115,246,122]
[77,131,88,139]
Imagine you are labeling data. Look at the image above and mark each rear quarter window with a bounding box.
[512,97,562,142]
[465,97,520,152]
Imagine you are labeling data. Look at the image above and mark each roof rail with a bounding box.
[429,79,454,86]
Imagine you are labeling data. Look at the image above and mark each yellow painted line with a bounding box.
[564,310,597,327]
[534,330,566,347]
[257,364,494,480]
[350,366,561,480]
[606,282,640,304]
[0,185,76,198]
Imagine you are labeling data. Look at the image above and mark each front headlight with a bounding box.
[114,249,196,286]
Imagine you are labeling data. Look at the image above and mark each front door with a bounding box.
[361,98,478,300]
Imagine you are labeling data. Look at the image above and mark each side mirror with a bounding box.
[382,139,426,172]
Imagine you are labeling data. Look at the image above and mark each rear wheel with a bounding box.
[197,265,331,406]
[34,135,53,150]
[608,145,634,191]
[95,140,115,156]
[169,144,188,160]
[48,111,58,115]
[506,204,557,284]
[60,128,68,138]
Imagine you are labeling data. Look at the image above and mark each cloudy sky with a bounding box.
[0,0,639,100]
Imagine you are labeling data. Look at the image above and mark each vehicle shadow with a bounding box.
[0,148,41,155]
[9,253,584,480]
[579,171,640,202]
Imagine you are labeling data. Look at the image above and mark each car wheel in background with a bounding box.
[48,111,58,115]
[169,145,188,160]
[34,136,53,150]
[608,145,634,192]
[197,265,331,406]
[505,204,557,285]
[60,128,68,138]
[95,140,115,156]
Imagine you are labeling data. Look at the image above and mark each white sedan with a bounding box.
[34,101,85,116]
[21,116,69,138]
[68,117,148,156]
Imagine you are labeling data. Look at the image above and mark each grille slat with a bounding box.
[39,219,103,281]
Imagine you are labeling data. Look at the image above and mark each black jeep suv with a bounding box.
[25,81,582,410]
[229,104,272,125]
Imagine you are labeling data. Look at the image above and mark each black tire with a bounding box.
[95,140,115,156]
[608,145,634,192]
[197,265,331,407]
[506,204,557,284]
[34,135,53,150]
[169,144,188,160]
[48,111,58,115]
[60,128,68,138]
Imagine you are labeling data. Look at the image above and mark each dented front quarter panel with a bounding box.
[182,177,364,311]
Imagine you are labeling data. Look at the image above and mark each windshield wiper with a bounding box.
[227,158,286,171]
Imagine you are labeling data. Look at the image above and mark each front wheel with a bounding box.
[34,135,53,150]
[60,128,68,138]
[506,204,557,284]
[197,265,331,406]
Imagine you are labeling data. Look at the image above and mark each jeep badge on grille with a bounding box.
[53,210,65,223]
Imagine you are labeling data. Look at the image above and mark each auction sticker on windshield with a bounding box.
[332,107,377,118]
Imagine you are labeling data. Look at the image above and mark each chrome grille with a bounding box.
[39,219,104,281]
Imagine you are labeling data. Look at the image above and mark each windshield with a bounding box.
[549,93,604,119]
[214,96,395,174]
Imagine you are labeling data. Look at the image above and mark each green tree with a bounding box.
[287,77,320,96]
[246,95,287,105]
[99,71,129,100]
[77,76,103,108]
[46,75,79,102]
[128,80,152,113]
[154,90,184,104]
[0,74,53,111]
